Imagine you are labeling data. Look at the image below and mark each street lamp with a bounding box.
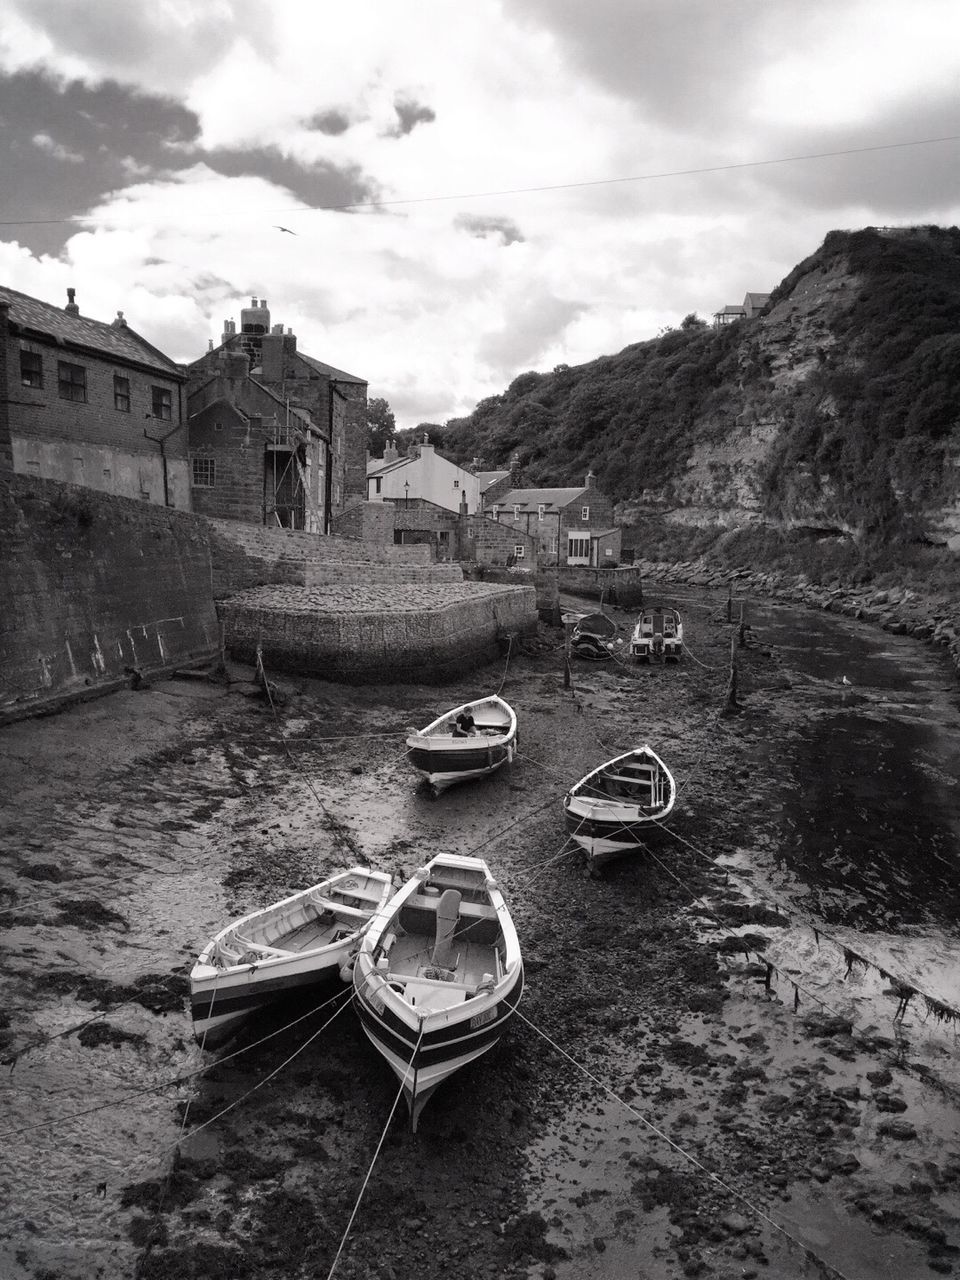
[404,480,410,508]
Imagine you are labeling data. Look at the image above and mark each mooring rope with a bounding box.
[325,1023,425,1280]
[515,1007,852,1280]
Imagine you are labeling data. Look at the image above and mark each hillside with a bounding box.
[437,226,960,554]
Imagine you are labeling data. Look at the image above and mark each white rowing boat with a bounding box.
[563,744,676,869]
[352,853,523,1131]
[190,866,394,1047]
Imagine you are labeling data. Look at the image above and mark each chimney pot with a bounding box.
[65,287,79,315]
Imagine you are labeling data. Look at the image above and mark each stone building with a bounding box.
[186,298,367,532]
[485,471,620,566]
[0,284,188,507]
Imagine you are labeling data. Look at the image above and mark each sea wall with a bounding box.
[217,581,538,684]
[0,474,219,722]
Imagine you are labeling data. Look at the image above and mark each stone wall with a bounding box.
[0,474,219,722]
[218,581,538,683]
[207,517,436,597]
[330,500,395,545]
[557,565,645,608]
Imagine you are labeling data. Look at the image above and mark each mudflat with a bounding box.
[1,590,958,1280]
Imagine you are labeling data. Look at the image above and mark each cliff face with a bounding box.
[442,226,960,549]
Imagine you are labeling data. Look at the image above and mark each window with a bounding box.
[151,386,173,420]
[374,477,382,494]
[20,345,42,388]
[192,457,215,487]
[492,505,500,519]
[113,375,130,412]
[58,361,87,402]
[514,545,525,559]
[568,535,590,559]
[513,504,520,521]
[581,505,590,521]
[453,479,460,489]
[537,503,545,521]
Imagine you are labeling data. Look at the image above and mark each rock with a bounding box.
[866,1068,893,1087]
[875,1092,908,1113]
[721,1212,751,1235]
[878,1119,917,1141]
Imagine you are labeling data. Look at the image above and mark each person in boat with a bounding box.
[453,710,477,737]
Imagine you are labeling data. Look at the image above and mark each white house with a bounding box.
[366,437,481,514]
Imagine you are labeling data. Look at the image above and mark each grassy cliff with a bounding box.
[436,226,960,558]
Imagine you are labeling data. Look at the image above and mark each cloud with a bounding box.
[386,96,436,138]
[477,292,588,374]
[304,108,351,136]
[31,130,82,162]
[454,214,525,244]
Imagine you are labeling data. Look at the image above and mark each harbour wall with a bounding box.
[0,474,219,722]
[217,582,539,684]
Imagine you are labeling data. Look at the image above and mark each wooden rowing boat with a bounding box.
[405,695,517,796]
[352,853,523,1131]
[563,745,676,869]
[190,866,394,1047]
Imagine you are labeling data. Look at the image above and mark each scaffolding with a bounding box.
[263,402,323,532]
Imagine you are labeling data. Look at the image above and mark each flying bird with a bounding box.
[275,225,298,235]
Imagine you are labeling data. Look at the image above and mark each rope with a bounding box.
[325,1023,425,1280]
[516,1008,851,1280]
[495,633,513,697]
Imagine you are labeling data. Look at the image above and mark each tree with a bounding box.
[366,396,397,456]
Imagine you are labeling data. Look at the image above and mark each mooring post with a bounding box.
[738,600,747,647]
[722,629,739,714]
[726,583,732,623]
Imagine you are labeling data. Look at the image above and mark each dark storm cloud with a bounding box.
[201,145,380,211]
[0,70,381,255]
[385,96,436,137]
[303,108,352,136]
[0,69,199,253]
[454,213,525,245]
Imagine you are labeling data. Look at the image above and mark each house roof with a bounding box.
[493,486,589,511]
[367,455,413,478]
[0,284,183,376]
[475,470,510,491]
[713,304,746,318]
[298,353,367,385]
[743,292,770,311]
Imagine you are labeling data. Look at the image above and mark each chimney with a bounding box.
[585,469,595,488]
[260,333,283,383]
[383,441,399,464]
[509,451,522,484]
[65,288,79,316]
[111,310,127,328]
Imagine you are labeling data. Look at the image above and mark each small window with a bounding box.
[513,504,520,521]
[453,479,460,489]
[581,505,590,521]
[537,503,545,521]
[514,545,525,559]
[20,345,43,388]
[374,477,382,494]
[492,504,500,519]
[58,361,87,402]
[192,458,215,488]
[113,375,130,412]
[151,386,173,420]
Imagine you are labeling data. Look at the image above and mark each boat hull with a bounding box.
[353,965,524,1129]
[564,745,676,869]
[190,950,352,1047]
[407,740,515,793]
[563,805,662,867]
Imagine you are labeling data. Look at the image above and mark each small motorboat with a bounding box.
[570,611,620,660]
[563,745,676,869]
[406,695,517,796]
[190,867,394,1047]
[352,853,523,1131]
[629,607,683,662]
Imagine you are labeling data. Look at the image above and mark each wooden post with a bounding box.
[726,583,732,623]
[564,620,572,690]
[722,629,739,715]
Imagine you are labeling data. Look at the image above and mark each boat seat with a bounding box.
[431,888,461,969]
[233,937,294,958]
[311,897,370,919]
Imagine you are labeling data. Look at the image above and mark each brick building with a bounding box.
[484,471,620,566]
[186,298,367,531]
[0,284,188,507]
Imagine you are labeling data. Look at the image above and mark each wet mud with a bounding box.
[0,589,959,1279]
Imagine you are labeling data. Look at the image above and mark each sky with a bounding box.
[1,1,959,431]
